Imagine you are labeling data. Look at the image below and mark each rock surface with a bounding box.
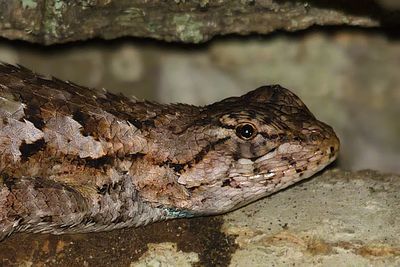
[0,169,398,266]
[1,0,396,44]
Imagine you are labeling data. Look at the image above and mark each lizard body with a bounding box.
[0,63,339,240]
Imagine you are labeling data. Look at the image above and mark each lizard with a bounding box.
[0,63,339,240]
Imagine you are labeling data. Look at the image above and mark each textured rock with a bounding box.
[0,0,394,44]
[132,243,199,267]
[224,169,400,266]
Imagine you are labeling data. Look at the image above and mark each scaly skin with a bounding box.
[0,63,339,240]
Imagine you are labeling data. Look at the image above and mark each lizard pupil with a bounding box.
[236,123,256,140]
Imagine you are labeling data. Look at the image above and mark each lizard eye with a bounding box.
[235,123,257,140]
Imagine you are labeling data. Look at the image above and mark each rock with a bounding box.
[0,1,393,44]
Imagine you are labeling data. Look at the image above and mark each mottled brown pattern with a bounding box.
[0,63,339,240]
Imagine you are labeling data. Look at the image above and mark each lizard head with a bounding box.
[168,85,340,215]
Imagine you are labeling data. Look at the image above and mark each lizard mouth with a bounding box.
[256,134,339,187]
[216,135,340,212]
[227,133,340,191]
